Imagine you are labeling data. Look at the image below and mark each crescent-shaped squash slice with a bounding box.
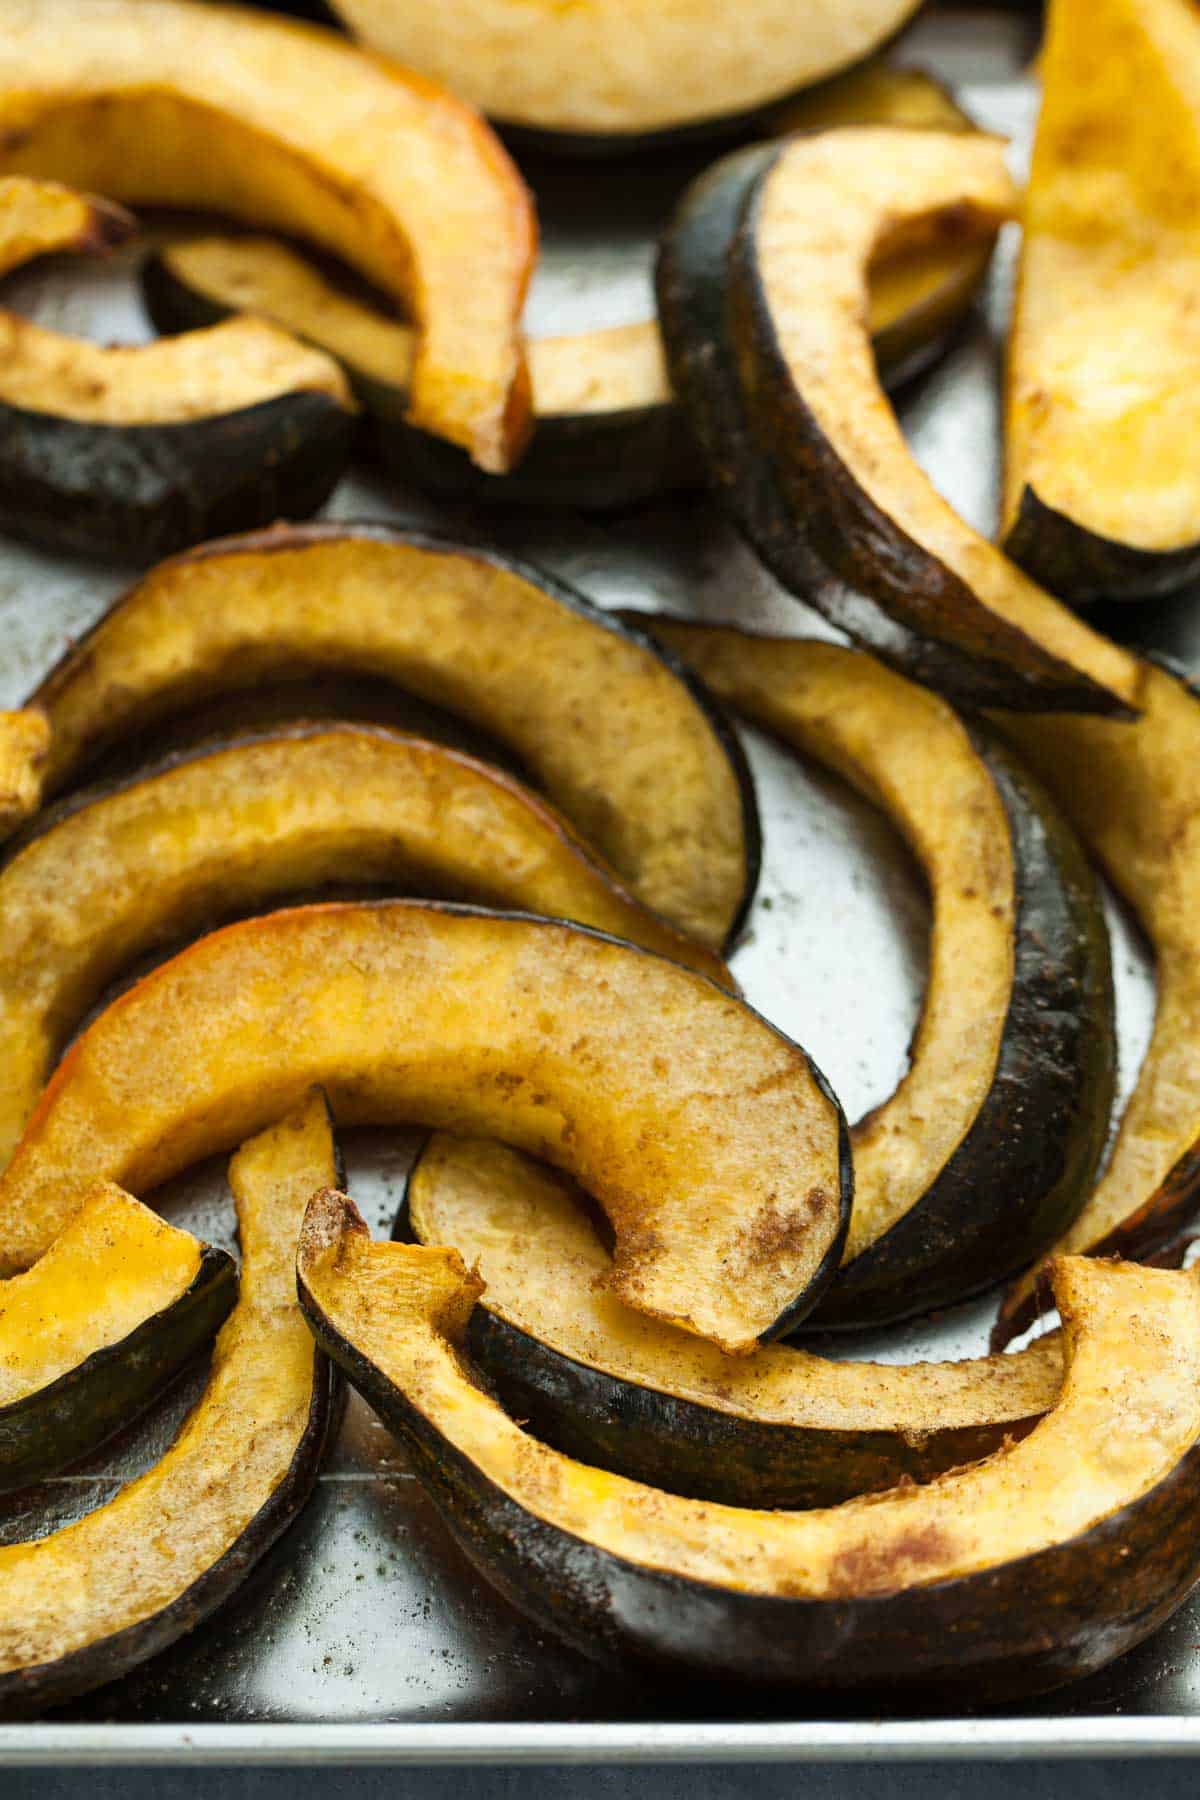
[994,660,1200,1343]
[140,65,994,510]
[0,175,132,276]
[8,526,757,951]
[299,1193,1200,1700]
[1003,0,1200,602]
[0,178,354,560]
[0,902,851,1353]
[657,127,1142,714]
[324,0,922,146]
[404,1136,1064,1509]
[0,722,727,1167]
[0,1183,235,1494]
[0,1092,339,1716]
[0,0,535,473]
[625,619,1114,1326]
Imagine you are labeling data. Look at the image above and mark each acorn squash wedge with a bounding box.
[0,902,851,1354]
[994,659,1200,1343]
[0,722,727,1169]
[1003,0,1200,602]
[0,1093,339,1716]
[9,526,757,951]
[324,0,922,148]
[0,0,535,473]
[626,619,1114,1326]
[0,1183,235,1494]
[403,1136,1064,1509]
[658,127,1142,714]
[299,1193,1200,1700]
[140,65,994,510]
[0,178,354,559]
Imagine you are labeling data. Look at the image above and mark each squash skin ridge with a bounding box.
[813,728,1116,1327]
[0,1242,236,1495]
[1004,484,1200,606]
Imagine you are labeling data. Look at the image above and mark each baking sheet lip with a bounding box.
[3,1720,1200,1766]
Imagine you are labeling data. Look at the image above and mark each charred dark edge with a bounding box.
[0,392,352,564]
[1004,485,1200,606]
[0,1244,237,1495]
[27,521,762,953]
[656,141,1131,715]
[813,729,1116,1329]
[397,1148,1039,1509]
[0,1349,338,1718]
[302,1267,1200,1700]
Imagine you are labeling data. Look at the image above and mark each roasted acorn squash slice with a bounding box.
[0,1093,338,1716]
[300,1193,1200,1700]
[140,65,994,510]
[622,619,1114,1325]
[0,1183,235,1494]
[0,0,535,472]
[8,526,757,951]
[324,0,922,146]
[0,177,354,559]
[404,1136,1064,1509]
[994,659,1200,1342]
[0,902,850,1353]
[658,127,1142,714]
[0,722,727,1168]
[1003,0,1200,601]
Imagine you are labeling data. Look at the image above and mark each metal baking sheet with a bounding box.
[2,3,1200,1764]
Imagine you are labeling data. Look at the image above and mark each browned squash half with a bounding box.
[139,64,995,509]
[1003,0,1200,601]
[659,126,1143,713]
[299,1192,1200,1700]
[325,0,922,146]
[0,1093,339,1716]
[0,1183,235,1494]
[994,659,1200,1343]
[624,619,1114,1326]
[0,0,535,472]
[8,525,758,952]
[404,1136,1064,1509]
[0,722,727,1168]
[0,902,851,1353]
[0,175,132,276]
[0,711,48,836]
[0,177,354,559]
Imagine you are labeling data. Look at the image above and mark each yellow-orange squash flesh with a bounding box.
[0,902,849,1354]
[0,723,726,1165]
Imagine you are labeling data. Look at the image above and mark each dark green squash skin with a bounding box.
[0,1244,237,1496]
[656,147,1133,716]
[301,1269,1200,1701]
[811,731,1116,1329]
[395,1173,1042,1510]
[0,391,352,563]
[1004,484,1200,605]
[26,521,763,955]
